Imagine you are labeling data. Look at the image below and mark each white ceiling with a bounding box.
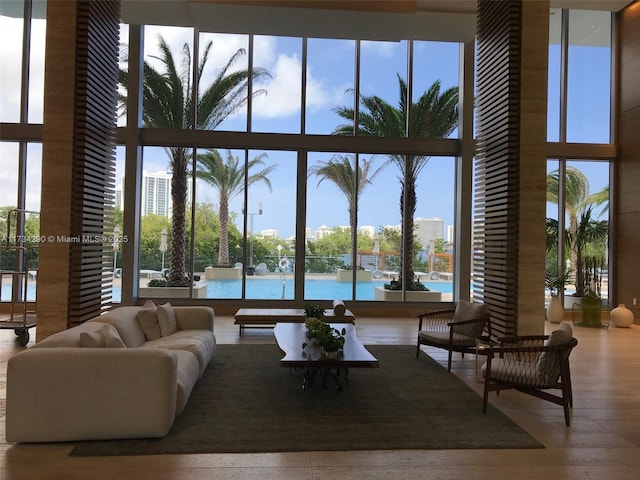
[119,0,635,42]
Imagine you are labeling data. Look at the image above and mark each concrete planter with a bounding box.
[374,286,442,302]
[204,266,242,280]
[336,269,372,282]
[139,283,208,298]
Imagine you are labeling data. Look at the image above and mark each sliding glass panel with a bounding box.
[251,35,302,134]
[565,160,610,306]
[0,1,24,122]
[138,146,192,296]
[305,38,355,135]
[354,153,388,301]
[547,8,561,142]
[305,151,355,301]
[545,160,561,308]
[193,147,244,299]
[411,156,455,301]
[112,145,125,303]
[117,23,128,128]
[198,32,250,132]
[27,1,46,124]
[412,41,461,139]
[142,26,193,129]
[357,40,407,138]
[566,10,611,144]
[244,150,294,299]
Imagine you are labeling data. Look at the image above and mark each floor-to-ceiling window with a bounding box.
[546,9,613,312]
[0,0,46,306]
[123,23,463,304]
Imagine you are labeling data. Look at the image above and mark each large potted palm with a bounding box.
[333,75,458,298]
[119,35,270,293]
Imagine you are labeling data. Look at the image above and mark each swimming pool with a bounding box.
[3,278,454,303]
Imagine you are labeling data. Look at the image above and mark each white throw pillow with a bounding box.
[454,299,489,322]
[157,302,177,337]
[137,300,161,341]
[80,331,105,348]
[100,324,126,348]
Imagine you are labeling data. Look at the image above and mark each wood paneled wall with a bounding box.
[473,0,549,337]
[38,0,120,338]
[616,1,640,321]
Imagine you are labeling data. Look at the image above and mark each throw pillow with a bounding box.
[80,331,105,348]
[454,299,489,322]
[537,323,573,376]
[100,324,126,348]
[136,300,161,341]
[157,302,177,337]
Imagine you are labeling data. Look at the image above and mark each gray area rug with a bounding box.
[70,344,543,456]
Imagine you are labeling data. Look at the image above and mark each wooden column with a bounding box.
[473,0,549,336]
[38,0,120,340]
[616,1,640,322]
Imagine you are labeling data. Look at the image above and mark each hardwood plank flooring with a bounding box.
[1,315,639,479]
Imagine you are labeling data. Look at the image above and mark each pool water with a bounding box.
[3,278,454,303]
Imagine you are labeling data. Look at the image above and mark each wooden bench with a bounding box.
[234,308,355,335]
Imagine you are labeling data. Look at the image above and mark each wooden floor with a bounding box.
[1,315,639,479]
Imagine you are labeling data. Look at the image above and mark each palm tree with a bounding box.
[119,35,270,284]
[332,75,458,287]
[196,149,276,267]
[308,154,383,255]
[547,166,609,296]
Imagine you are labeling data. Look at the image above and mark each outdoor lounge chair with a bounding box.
[481,322,578,426]
[416,300,491,371]
[255,263,268,275]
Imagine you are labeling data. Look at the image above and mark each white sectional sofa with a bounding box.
[5,302,216,443]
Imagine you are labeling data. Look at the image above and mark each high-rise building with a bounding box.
[115,171,176,217]
[415,217,445,251]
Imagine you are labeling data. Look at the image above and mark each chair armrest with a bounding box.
[417,309,455,331]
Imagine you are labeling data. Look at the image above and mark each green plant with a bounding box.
[304,304,325,320]
[301,317,346,352]
[384,279,429,291]
[147,277,192,287]
[544,265,572,296]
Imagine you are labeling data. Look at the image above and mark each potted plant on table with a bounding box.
[302,317,346,359]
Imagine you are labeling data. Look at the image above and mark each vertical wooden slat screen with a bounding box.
[473,0,522,339]
[68,0,120,326]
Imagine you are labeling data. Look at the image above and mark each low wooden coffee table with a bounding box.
[234,308,355,335]
[273,322,378,391]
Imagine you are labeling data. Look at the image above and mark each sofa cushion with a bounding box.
[93,306,148,348]
[173,350,200,415]
[32,322,111,349]
[157,302,177,337]
[137,300,162,341]
[101,324,126,348]
[80,331,104,348]
[143,330,216,376]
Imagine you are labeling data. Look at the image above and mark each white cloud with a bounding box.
[252,54,302,118]
[361,40,399,58]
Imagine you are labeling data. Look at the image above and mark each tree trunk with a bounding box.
[399,181,417,289]
[218,195,230,266]
[168,149,188,284]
